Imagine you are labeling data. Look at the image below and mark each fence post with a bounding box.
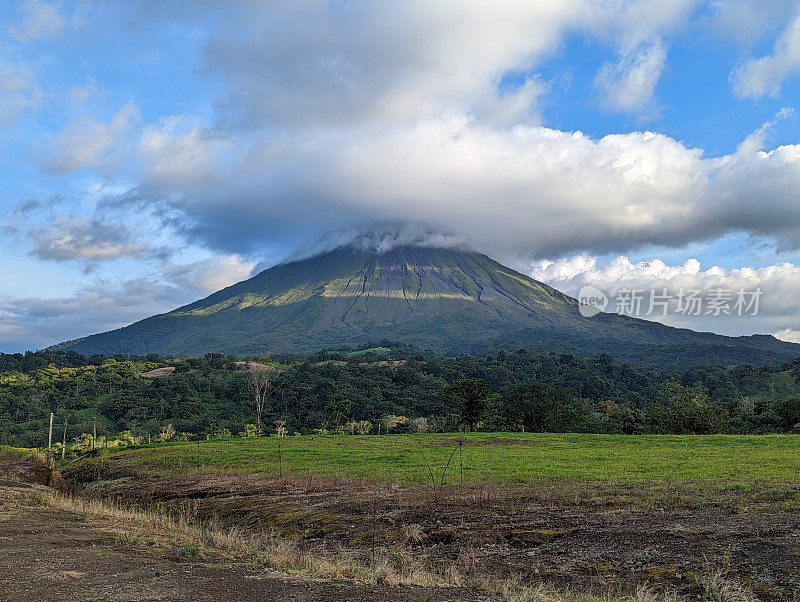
[93,417,97,450]
[61,419,68,460]
[459,438,464,487]
[278,438,283,478]
[47,413,53,452]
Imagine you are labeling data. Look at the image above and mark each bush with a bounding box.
[207,426,232,440]
[156,424,176,443]
[239,424,257,438]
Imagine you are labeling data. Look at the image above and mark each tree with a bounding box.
[382,414,408,433]
[325,398,352,430]
[117,430,136,446]
[239,423,257,438]
[658,382,728,434]
[443,379,494,431]
[595,399,644,434]
[248,370,273,437]
[73,432,93,453]
[771,397,800,430]
[156,423,176,442]
[208,426,232,439]
[501,382,587,432]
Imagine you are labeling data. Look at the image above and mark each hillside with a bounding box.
[55,245,799,365]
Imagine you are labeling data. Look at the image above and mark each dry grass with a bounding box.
[30,489,754,602]
[39,490,370,581]
[701,570,757,602]
[401,522,426,544]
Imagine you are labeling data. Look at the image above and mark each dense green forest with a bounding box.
[2,343,800,448]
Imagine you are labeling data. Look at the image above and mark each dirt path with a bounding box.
[0,481,478,602]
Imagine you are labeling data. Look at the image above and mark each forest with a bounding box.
[2,343,800,448]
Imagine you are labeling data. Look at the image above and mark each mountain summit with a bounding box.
[57,245,798,365]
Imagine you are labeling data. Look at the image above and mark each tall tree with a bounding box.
[248,369,272,437]
[657,381,728,434]
[443,379,494,431]
[324,397,352,430]
[502,382,587,432]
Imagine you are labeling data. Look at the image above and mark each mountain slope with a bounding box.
[56,246,799,365]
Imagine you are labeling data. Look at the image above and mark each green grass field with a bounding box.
[80,432,800,487]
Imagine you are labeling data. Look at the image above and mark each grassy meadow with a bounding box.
[73,432,800,488]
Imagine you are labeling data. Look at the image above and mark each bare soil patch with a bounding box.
[357,360,406,368]
[140,367,176,378]
[234,361,284,374]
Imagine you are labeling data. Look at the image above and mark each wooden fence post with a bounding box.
[61,419,68,460]
[47,413,53,452]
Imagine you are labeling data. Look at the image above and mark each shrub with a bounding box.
[156,424,176,443]
[239,424,257,438]
[207,426,232,440]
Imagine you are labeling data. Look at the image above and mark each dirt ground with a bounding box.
[0,470,481,601]
[81,471,800,600]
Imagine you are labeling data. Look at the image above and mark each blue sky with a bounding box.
[3,0,800,351]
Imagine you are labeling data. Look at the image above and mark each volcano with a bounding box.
[56,245,799,365]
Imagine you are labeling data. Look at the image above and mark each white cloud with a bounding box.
[116,109,800,261]
[9,0,65,43]
[595,40,667,112]
[0,278,188,349]
[139,115,237,187]
[202,1,706,130]
[29,217,144,261]
[0,252,258,349]
[68,77,99,108]
[44,101,141,173]
[164,254,256,295]
[28,1,800,264]
[476,76,548,128]
[730,12,800,98]
[530,254,800,336]
[108,1,800,259]
[206,1,586,129]
[585,0,699,47]
[708,0,796,46]
[774,328,800,343]
[0,61,41,126]
[587,0,698,113]
[42,1,772,260]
